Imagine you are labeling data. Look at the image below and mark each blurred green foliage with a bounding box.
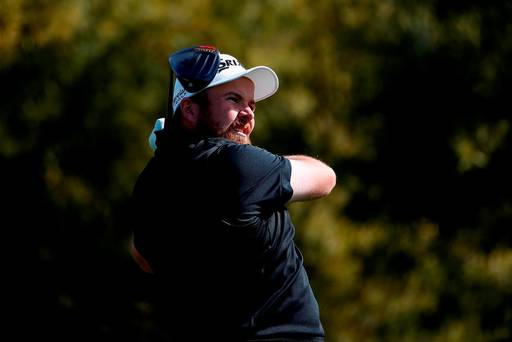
[2,0,511,341]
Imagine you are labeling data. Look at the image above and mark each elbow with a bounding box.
[324,167,337,195]
[310,170,335,200]
[307,167,337,200]
[314,167,337,199]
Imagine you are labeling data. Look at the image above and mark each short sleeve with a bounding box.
[217,143,293,220]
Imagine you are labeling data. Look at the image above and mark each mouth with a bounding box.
[230,124,251,137]
[234,130,247,138]
[224,124,252,144]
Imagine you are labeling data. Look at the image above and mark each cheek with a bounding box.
[215,106,237,126]
[203,107,236,133]
[227,110,239,124]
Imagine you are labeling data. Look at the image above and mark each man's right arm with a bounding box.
[286,155,336,202]
[130,240,154,274]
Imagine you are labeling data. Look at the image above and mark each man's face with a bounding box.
[197,77,256,144]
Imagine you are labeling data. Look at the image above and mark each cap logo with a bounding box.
[219,58,243,72]
[172,52,278,113]
[173,87,187,109]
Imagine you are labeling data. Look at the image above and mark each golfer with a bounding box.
[130,46,336,341]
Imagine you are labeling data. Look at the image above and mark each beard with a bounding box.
[223,128,252,145]
[196,109,252,145]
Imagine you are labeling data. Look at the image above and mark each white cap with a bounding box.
[172,53,279,113]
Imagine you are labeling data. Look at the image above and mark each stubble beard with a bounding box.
[197,108,252,145]
[223,129,252,145]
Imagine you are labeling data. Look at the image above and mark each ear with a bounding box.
[179,98,200,128]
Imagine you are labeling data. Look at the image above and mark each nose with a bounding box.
[238,105,255,123]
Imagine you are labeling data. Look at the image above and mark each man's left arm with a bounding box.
[286,155,336,202]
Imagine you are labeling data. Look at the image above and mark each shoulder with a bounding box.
[215,140,287,168]
[212,141,291,185]
[220,141,272,160]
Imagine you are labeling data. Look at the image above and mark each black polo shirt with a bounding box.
[131,132,324,341]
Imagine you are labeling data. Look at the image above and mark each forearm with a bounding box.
[285,155,336,202]
[130,241,154,274]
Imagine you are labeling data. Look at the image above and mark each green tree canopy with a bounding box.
[2,1,511,341]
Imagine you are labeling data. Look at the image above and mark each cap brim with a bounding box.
[245,66,279,101]
[206,66,279,102]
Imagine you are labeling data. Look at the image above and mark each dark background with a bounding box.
[2,1,511,341]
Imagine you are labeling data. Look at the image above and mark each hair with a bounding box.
[166,89,211,138]
[190,89,209,108]
[172,89,209,121]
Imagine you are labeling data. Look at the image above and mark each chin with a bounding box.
[225,131,251,145]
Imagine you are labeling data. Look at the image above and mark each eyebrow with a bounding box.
[222,91,243,99]
[222,91,256,106]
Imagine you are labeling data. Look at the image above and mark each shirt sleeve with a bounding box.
[217,143,293,221]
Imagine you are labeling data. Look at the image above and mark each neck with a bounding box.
[156,118,206,149]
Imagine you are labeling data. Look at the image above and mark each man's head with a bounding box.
[149,50,279,149]
[181,76,256,144]
[172,53,279,114]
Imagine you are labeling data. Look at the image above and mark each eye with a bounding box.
[227,96,239,103]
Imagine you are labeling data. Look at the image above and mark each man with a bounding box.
[130,47,336,341]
